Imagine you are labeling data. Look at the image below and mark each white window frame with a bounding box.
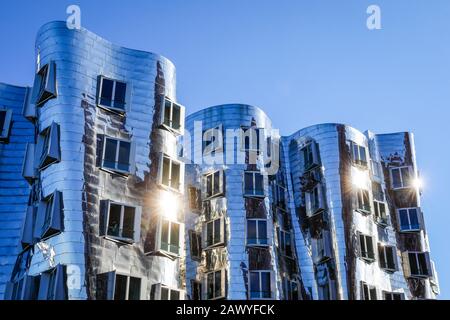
[102,200,141,244]
[397,207,423,232]
[159,96,185,135]
[356,188,371,214]
[378,244,397,272]
[204,170,224,199]
[156,217,183,257]
[97,76,129,114]
[153,283,185,300]
[249,270,272,300]
[351,142,368,167]
[389,166,414,190]
[373,200,388,225]
[203,217,225,249]
[246,219,268,247]
[243,171,265,198]
[158,154,184,193]
[383,291,404,300]
[361,282,377,300]
[204,269,226,300]
[101,136,133,175]
[0,109,13,140]
[358,233,375,262]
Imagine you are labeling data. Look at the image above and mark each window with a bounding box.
[204,170,224,198]
[153,284,185,300]
[21,205,37,248]
[96,271,142,300]
[38,122,60,170]
[35,265,67,300]
[5,275,40,301]
[249,271,272,299]
[402,252,432,278]
[305,184,325,216]
[361,282,377,300]
[191,280,202,300]
[352,142,368,167]
[398,208,423,232]
[98,77,127,113]
[390,166,413,189]
[282,278,300,300]
[373,200,388,225]
[160,97,185,134]
[33,61,57,107]
[378,244,396,271]
[356,189,371,213]
[205,269,226,300]
[241,127,262,152]
[159,154,183,192]
[302,142,320,171]
[358,233,375,262]
[101,136,132,174]
[22,143,37,183]
[312,231,332,263]
[244,171,264,197]
[203,217,225,248]
[157,218,182,256]
[383,291,404,300]
[189,230,202,261]
[247,219,268,246]
[0,109,12,141]
[278,229,292,257]
[100,200,141,243]
[34,191,63,241]
[188,186,202,212]
[371,160,382,178]
[203,124,223,155]
[273,183,287,210]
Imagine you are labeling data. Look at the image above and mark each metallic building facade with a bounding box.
[0,22,440,300]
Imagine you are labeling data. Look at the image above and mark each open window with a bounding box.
[390,166,413,189]
[38,265,67,300]
[358,233,375,262]
[249,270,272,299]
[189,230,202,261]
[22,143,37,183]
[312,230,333,264]
[302,142,320,171]
[278,228,293,257]
[351,142,368,167]
[247,219,268,246]
[241,127,262,152]
[21,205,37,248]
[159,154,184,193]
[100,136,132,175]
[38,122,60,170]
[356,188,371,214]
[204,170,225,199]
[97,76,128,113]
[383,291,404,300]
[156,218,182,256]
[100,200,141,244]
[96,271,143,300]
[203,124,223,155]
[159,97,185,135]
[361,282,377,300]
[402,251,432,278]
[33,61,57,107]
[188,186,202,212]
[282,277,300,300]
[203,217,225,249]
[204,269,226,300]
[397,207,423,232]
[244,171,264,198]
[0,109,13,141]
[305,183,325,217]
[373,200,388,225]
[378,244,397,272]
[152,284,185,300]
[34,190,64,241]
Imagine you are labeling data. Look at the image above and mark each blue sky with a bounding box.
[0,0,449,298]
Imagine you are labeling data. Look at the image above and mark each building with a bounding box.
[0,22,439,300]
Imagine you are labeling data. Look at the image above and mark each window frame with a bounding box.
[203,217,226,249]
[305,183,325,217]
[246,219,269,247]
[282,277,300,300]
[100,136,133,175]
[383,291,404,300]
[373,200,388,226]
[156,217,183,257]
[158,154,184,193]
[402,251,432,278]
[378,244,397,272]
[97,76,129,114]
[34,190,64,241]
[204,269,227,300]
[273,182,287,211]
[188,230,202,261]
[204,170,224,199]
[240,127,263,153]
[0,109,13,141]
[302,142,320,171]
[312,230,333,264]
[243,171,265,198]
[358,232,375,262]
[153,283,185,300]
[37,265,67,300]
[38,122,60,171]
[389,166,414,190]
[361,281,377,300]
[356,188,371,214]
[249,270,272,300]
[397,207,423,232]
[159,96,185,135]
[278,228,293,257]
[100,200,141,244]
[351,142,368,168]
[33,61,57,107]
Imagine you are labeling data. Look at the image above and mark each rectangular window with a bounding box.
[378,244,396,271]
[37,265,67,300]
[249,271,272,299]
[305,184,325,216]
[403,252,432,278]
[361,282,377,300]
[188,186,202,212]
[302,142,320,171]
[98,77,127,112]
[352,142,368,167]
[33,61,57,107]
[34,191,63,241]
[191,280,202,300]
[38,122,60,170]
[241,127,262,152]
[205,269,226,300]
[383,291,404,300]
[356,189,371,213]
[247,219,268,246]
[273,183,287,210]
[158,219,182,256]
[282,278,299,300]
[189,230,202,261]
[373,200,388,225]
[100,201,141,243]
[390,166,413,189]
[278,228,292,257]
[359,233,375,262]
[160,97,185,134]
[204,170,224,198]
[113,274,141,300]
[244,171,264,197]
[101,137,132,174]
[204,217,225,248]
[153,284,185,300]
[312,231,332,263]
[398,208,423,232]
[159,154,183,192]
[0,109,13,141]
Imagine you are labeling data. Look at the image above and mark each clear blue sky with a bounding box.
[1,0,449,299]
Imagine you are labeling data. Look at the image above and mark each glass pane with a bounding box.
[114,274,127,300]
[409,253,419,275]
[261,272,271,298]
[285,233,292,256]
[108,204,121,237]
[409,209,420,230]
[170,222,180,254]
[386,247,395,269]
[366,236,374,258]
[207,273,214,299]
[42,196,53,233]
[247,220,257,244]
[122,206,135,239]
[359,146,367,163]
[401,167,411,187]
[117,141,131,172]
[213,219,221,245]
[161,287,169,300]
[0,111,5,133]
[418,253,428,275]
[104,139,118,169]
[392,169,401,188]
[207,221,213,246]
[244,172,253,195]
[213,171,220,195]
[255,174,264,196]
[250,272,260,298]
[258,221,267,244]
[113,81,126,109]
[206,174,212,197]
[160,220,169,251]
[171,161,180,190]
[100,79,114,106]
[163,100,171,127]
[170,289,180,300]
[128,277,141,300]
[171,103,181,130]
[47,270,57,300]
[214,271,222,298]
[162,157,171,187]
[359,234,366,256]
[353,144,359,160]
[399,209,410,230]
